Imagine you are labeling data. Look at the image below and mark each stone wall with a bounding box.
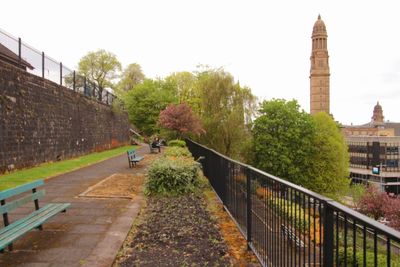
[0,60,131,173]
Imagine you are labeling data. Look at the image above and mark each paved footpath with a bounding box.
[0,145,150,267]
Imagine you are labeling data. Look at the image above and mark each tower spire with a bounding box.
[372,101,384,124]
[310,14,330,115]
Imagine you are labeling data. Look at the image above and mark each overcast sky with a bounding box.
[1,0,399,125]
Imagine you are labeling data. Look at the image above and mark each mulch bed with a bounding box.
[116,193,232,266]
[79,173,145,199]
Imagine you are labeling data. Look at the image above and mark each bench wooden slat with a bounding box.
[0,203,69,237]
[0,180,44,201]
[0,190,45,215]
[129,156,144,162]
[0,203,70,250]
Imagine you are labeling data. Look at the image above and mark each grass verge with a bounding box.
[0,145,136,191]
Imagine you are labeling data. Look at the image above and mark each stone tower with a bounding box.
[372,101,384,124]
[310,15,330,115]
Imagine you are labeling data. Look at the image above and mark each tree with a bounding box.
[158,103,204,139]
[63,72,85,92]
[118,63,145,93]
[78,49,121,101]
[384,198,400,231]
[251,100,349,195]
[307,112,349,194]
[194,67,256,158]
[124,79,177,135]
[165,72,198,107]
[355,186,400,230]
[358,186,391,220]
[347,183,367,209]
[252,99,315,187]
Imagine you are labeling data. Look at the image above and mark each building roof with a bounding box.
[386,122,400,136]
[342,101,400,136]
[343,121,400,135]
[347,136,400,143]
[0,42,33,70]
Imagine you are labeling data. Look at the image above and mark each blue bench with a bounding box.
[0,180,70,251]
[127,149,144,168]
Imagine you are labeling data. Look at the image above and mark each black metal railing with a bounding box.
[186,139,400,267]
[0,28,115,106]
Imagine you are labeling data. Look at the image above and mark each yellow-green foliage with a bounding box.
[164,146,192,158]
[167,139,186,147]
[145,155,201,196]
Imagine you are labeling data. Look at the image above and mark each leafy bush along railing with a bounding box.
[186,139,400,267]
[0,28,115,106]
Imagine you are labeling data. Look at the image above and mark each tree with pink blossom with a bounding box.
[383,197,400,231]
[159,103,205,139]
[357,186,391,220]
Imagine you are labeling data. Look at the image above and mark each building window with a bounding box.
[386,159,399,168]
[387,146,399,155]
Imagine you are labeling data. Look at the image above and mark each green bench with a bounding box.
[127,149,144,168]
[0,180,70,251]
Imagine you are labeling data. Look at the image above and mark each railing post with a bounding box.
[73,71,76,91]
[323,202,334,267]
[246,167,252,249]
[60,62,62,85]
[220,157,226,206]
[84,76,87,96]
[42,52,45,78]
[18,38,21,62]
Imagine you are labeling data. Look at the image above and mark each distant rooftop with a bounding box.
[0,42,33,70]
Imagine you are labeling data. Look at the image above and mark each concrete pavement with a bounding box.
[0,145,150,267]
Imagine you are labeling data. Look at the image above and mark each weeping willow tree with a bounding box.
[193,67,256,159]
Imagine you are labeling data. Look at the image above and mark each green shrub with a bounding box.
[145,157,200,196]
[167,139,186,147]
[337,247,393,266]
[164,147,192,158]
[269,198,310,230]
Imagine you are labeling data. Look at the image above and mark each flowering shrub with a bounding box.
[145,157,200,196]
[255,187,272,200]
[357,186,391,220]
[383,197,400,231]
